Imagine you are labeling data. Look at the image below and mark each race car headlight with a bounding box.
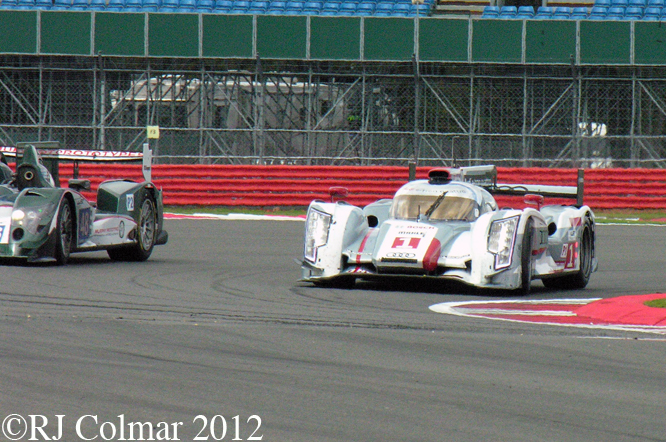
[12,203,55,235]
[304,209,332,263]
[487,216,519,270]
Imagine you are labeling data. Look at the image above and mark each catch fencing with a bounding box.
[54,164,666,210]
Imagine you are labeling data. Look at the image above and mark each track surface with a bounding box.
[1,222,665,442]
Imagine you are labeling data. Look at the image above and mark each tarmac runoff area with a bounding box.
[164,212,666,333]
[430,294,666,334]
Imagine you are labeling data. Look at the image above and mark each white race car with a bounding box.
[301,166,597,293]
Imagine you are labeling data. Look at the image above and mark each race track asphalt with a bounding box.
[0,221,665,442]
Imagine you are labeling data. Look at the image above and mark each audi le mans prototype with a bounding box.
[302,166,597,293]
[0,142,167,264]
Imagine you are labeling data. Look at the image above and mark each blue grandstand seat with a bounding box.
[516,5,534,15]
[86,0,105,9]
[159,0,178,10]
[213,0,233,10]
[142,0,159,9]
[34,0,52,8]
[374,1,392,14]
[647,0,664,6]
[15,0,35,9]
[337,0,355,13]
[551,6,571,17]
[228,0,249,11]
[534,5,552,15]
[644,5,661,14]
[391,2,409,14]
[570,6,588,17]
[49,0,70,9]
[104,0,124,9]
[246,0,268,12]
[611,0,628,6]
[498,5,517,16]
[0,0,18,8]
[624,5,643,15]
[628,0,646,6]
[196,0,213,10]
[284,0,304,12]
[589,5,608,14]
[178,0,197,11]
[355,1,373,14]
[411,3,429,14]
[71,0,90,9]
[594,0,611,5]
[606,5,626,14]
[266,0,285,12]
[481,5,499,16]
[302,0,322,13]
[321,1,338,12]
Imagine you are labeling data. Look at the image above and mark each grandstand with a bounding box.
[0,0,435,16]
[478,0,666,20]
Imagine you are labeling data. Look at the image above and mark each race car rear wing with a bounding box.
[0,142,153,185]
[447,165,584,207]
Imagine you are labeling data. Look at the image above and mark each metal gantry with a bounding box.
[1,56,666,167]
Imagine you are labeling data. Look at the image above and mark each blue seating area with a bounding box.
[482,0,666,20]
[0,0,434,14]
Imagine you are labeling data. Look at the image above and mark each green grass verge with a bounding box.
[645,298,666,309]
[595,210,666,224]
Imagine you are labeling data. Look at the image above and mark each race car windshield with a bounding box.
[390,194,479,221]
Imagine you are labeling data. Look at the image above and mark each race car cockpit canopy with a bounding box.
[390,182,488,222]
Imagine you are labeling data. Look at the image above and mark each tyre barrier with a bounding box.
[50,163,666,210]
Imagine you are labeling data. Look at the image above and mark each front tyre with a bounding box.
[108,197,157,262]
[55,199,74,265]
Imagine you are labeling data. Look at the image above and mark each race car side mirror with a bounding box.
[68,179,91,191]
[524,193,544,210]
[329,186,349,202]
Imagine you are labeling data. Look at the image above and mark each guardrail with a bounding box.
[53,164,666,210]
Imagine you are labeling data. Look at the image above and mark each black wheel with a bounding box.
[542,222,593,290]
[517,218,534,295]
[55,199,74,265]
[108,197,157,262]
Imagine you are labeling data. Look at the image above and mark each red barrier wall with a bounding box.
[52,164,666,210]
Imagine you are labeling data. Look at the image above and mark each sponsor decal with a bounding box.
[561,242,577,269]
[386,252,417,259]
[391,236,421,249]
[119,220,125,238]
[0,224,5,244]
[94,226,120,236]
[570,217,582,227]
[79,208,92,239]
[126,194,135,211]
[0,146,142,160]
[377,222,438,267]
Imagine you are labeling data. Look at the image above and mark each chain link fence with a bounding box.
[1,56,666,167]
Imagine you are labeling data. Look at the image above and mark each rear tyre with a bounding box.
[55,199,74,265]
[517,218,534,295]
[108,197,157,262]
[542,221,593,290]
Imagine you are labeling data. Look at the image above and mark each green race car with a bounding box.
[0,143,167,264]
